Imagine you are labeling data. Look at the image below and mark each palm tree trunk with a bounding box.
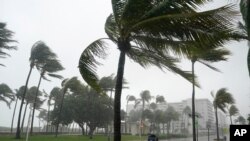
[21,103,29,132]
[114,50,126,141]
[30,74,42,135]
[230,115,233,125]
[16,66,33,139]
[55,91,66,137]
[191,61,196,141]
[215,107,220,140]
[46,101,51,133]
[125,101,128,134]
[11,98,18,134]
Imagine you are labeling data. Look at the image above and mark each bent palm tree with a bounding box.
[211,88,235,141]
[189,47,230,140]
[156,95,166,104]
[228,105,239,124]
[0,22,17,67]
[0,83,14,108]
[16,41,56,139]
[11,86,25,134]
[30,58,64,135]
[79,1,242,141]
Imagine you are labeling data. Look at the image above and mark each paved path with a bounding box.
[161,134,229,141]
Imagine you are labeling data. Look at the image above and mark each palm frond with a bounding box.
[127,47,200,87]
[105,14,119,43]
[197,60,220,72]
[30,41,57,65]
[78,39,109,92]
[41,75,51,82]
[47,73,63,80]
[198,47,231,62]
[229,105,239,116]
[130,5,239,44]
[111,0,126,29]
[41,59,64,73]
[214,88,235,113]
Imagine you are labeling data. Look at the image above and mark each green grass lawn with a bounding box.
[0,134,147,141]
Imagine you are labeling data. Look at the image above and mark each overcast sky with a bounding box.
[0,0,249,128]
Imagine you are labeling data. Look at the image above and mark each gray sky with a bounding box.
[0,0,249,128]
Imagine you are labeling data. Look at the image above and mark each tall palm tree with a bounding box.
[125,95,136,133]
[228,105,239,124]
[0,22,16,67]
[139,90,151,112]
[0,83,14,108]
[211,88,235,141]
[20,86,43,133]
[30,58,64,135]
[239,0,250,76]
[78,1,242,140]
[11,86,25,134]
[189,47,230,140]
[45,87,61,133]
[15,41,56,139]
[140,90,151,135]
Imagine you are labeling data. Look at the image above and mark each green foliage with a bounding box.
[235,115,246,124]
[0,22,17,67]
[229,105,239,117]
[212,88,235,113]
[0,83,14,108]
[50,77,113,136]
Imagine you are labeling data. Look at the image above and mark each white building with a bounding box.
[125,98,227,135]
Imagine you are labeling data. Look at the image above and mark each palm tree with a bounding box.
[189,47,230,140]
[99,74,116,96]
[156,95,166,104]
[55,77,82,137]
[10,86,25,134]
[138,90,151,112]
[45,87,61,133]
[0,22,16,67]
[139,90,151,135]
[0,83,14,108]
[228,105,239,124]
[30,58,64,135]
[16,41,56,139]
[20,86,44,133]
[78,1,242,140]
[211,88,235,141]
[239,0,250,76]
[235,115,246,125]
[125,95,136,133]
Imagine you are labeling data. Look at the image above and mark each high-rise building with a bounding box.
[126,98,227,134]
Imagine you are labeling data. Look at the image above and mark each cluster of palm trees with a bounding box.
[1,40,64,139]
[78,1,249,141]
